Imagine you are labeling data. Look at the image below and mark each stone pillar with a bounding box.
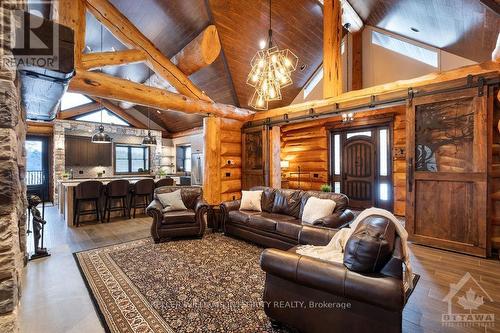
[0,1,28,332]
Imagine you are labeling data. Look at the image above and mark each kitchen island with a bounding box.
[58,177,155,226]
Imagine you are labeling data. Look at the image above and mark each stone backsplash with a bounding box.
[53,120,162,201]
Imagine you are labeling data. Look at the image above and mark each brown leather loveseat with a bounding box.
[220,186,354,250]
[146,186,209,242]
[260,215,410,333]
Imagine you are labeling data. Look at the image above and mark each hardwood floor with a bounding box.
[19,205,151,333]
[19,205,500,333]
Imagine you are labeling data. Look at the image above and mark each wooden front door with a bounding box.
[331,126,393,210]
[343,135,376,208]
[406,87,488,257]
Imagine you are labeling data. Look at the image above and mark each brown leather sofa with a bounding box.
[260,215,408,333]
[146,186,209,242]
[220,187,354,250]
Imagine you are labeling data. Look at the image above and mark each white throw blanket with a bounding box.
[297,207,413,289]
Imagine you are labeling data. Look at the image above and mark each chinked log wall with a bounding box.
[203,117,243,205]
[280,105,407,216]
[220,119,243,202]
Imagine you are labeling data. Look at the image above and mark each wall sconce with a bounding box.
[342,112,354,123]
[280,160,289,169]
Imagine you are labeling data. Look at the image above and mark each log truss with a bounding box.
[55,0,254,122]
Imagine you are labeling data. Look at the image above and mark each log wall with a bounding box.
[220,118,243,202]
[280,105,407,216]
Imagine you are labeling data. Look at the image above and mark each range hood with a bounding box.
[13,12,74,121]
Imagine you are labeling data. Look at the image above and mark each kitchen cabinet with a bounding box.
[65,135,112,167]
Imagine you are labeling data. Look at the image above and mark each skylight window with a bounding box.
[371,30,438,68]
[61,92,93,110]
[304,67,323,98]
[75,109,130,126]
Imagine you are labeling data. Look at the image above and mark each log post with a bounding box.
[269,126,282,188]
[323,0,343,98]
[203,116,222,205]
[52,0,86,68]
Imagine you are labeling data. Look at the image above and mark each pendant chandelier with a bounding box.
[142,68,157,146]
[247,0,298,110]
[92,25,112,144]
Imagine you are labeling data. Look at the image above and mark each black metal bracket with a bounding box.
[408,88,415,104]
[477,77,485,97]
[466,74,473,88]
[309,108,317,118]
[369,95,376,108]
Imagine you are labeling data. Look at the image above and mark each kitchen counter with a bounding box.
[57,176,156,226]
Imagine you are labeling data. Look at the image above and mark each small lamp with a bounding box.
[280,160,289,169]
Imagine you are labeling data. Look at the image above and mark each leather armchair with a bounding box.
[146,186,209,243]
[260,216,408,333]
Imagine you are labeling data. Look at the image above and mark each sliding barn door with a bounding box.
[242,127,268,189]
[406,87,488,257]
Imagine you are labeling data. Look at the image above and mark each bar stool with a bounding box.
[155,177,174,188]
[129,179,155,218]
[73,181,103,227]
[103,179,130,223]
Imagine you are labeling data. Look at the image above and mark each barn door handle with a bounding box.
[408,158,414,193]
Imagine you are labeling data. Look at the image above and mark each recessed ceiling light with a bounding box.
[410,27,419,33]
[156,110,161,114]
[259,40,267,49]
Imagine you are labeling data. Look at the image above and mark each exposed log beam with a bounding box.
[92,97,148,129]
[317,0,364,33]
[173,25,221,75]
[59,102,101,119]
[27,121,54,135]
[68,70,254,121]
[52,0,86,67]
[85,0,211,101]
[251,60,500,121]
[323,0,343,98]
[119,25,221,109]
[81,49,147,70]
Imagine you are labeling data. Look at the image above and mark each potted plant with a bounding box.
[62,171,70,180]
[320,184,332,192]
[157,169,167,179]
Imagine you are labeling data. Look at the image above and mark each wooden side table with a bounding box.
[208,205,223,233]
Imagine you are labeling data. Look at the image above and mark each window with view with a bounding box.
[75,109,130,126]
[115,145,149,174]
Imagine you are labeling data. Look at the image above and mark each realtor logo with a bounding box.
[442,272,495,328]
[0,1,59,70]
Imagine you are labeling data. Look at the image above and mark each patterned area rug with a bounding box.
[74,234,285,333]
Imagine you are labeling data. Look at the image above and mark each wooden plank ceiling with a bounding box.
[77,0,498,132]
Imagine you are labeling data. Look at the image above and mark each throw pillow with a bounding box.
[301,196,336,224]
[240,190,263,211]
[157,190,187,212]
